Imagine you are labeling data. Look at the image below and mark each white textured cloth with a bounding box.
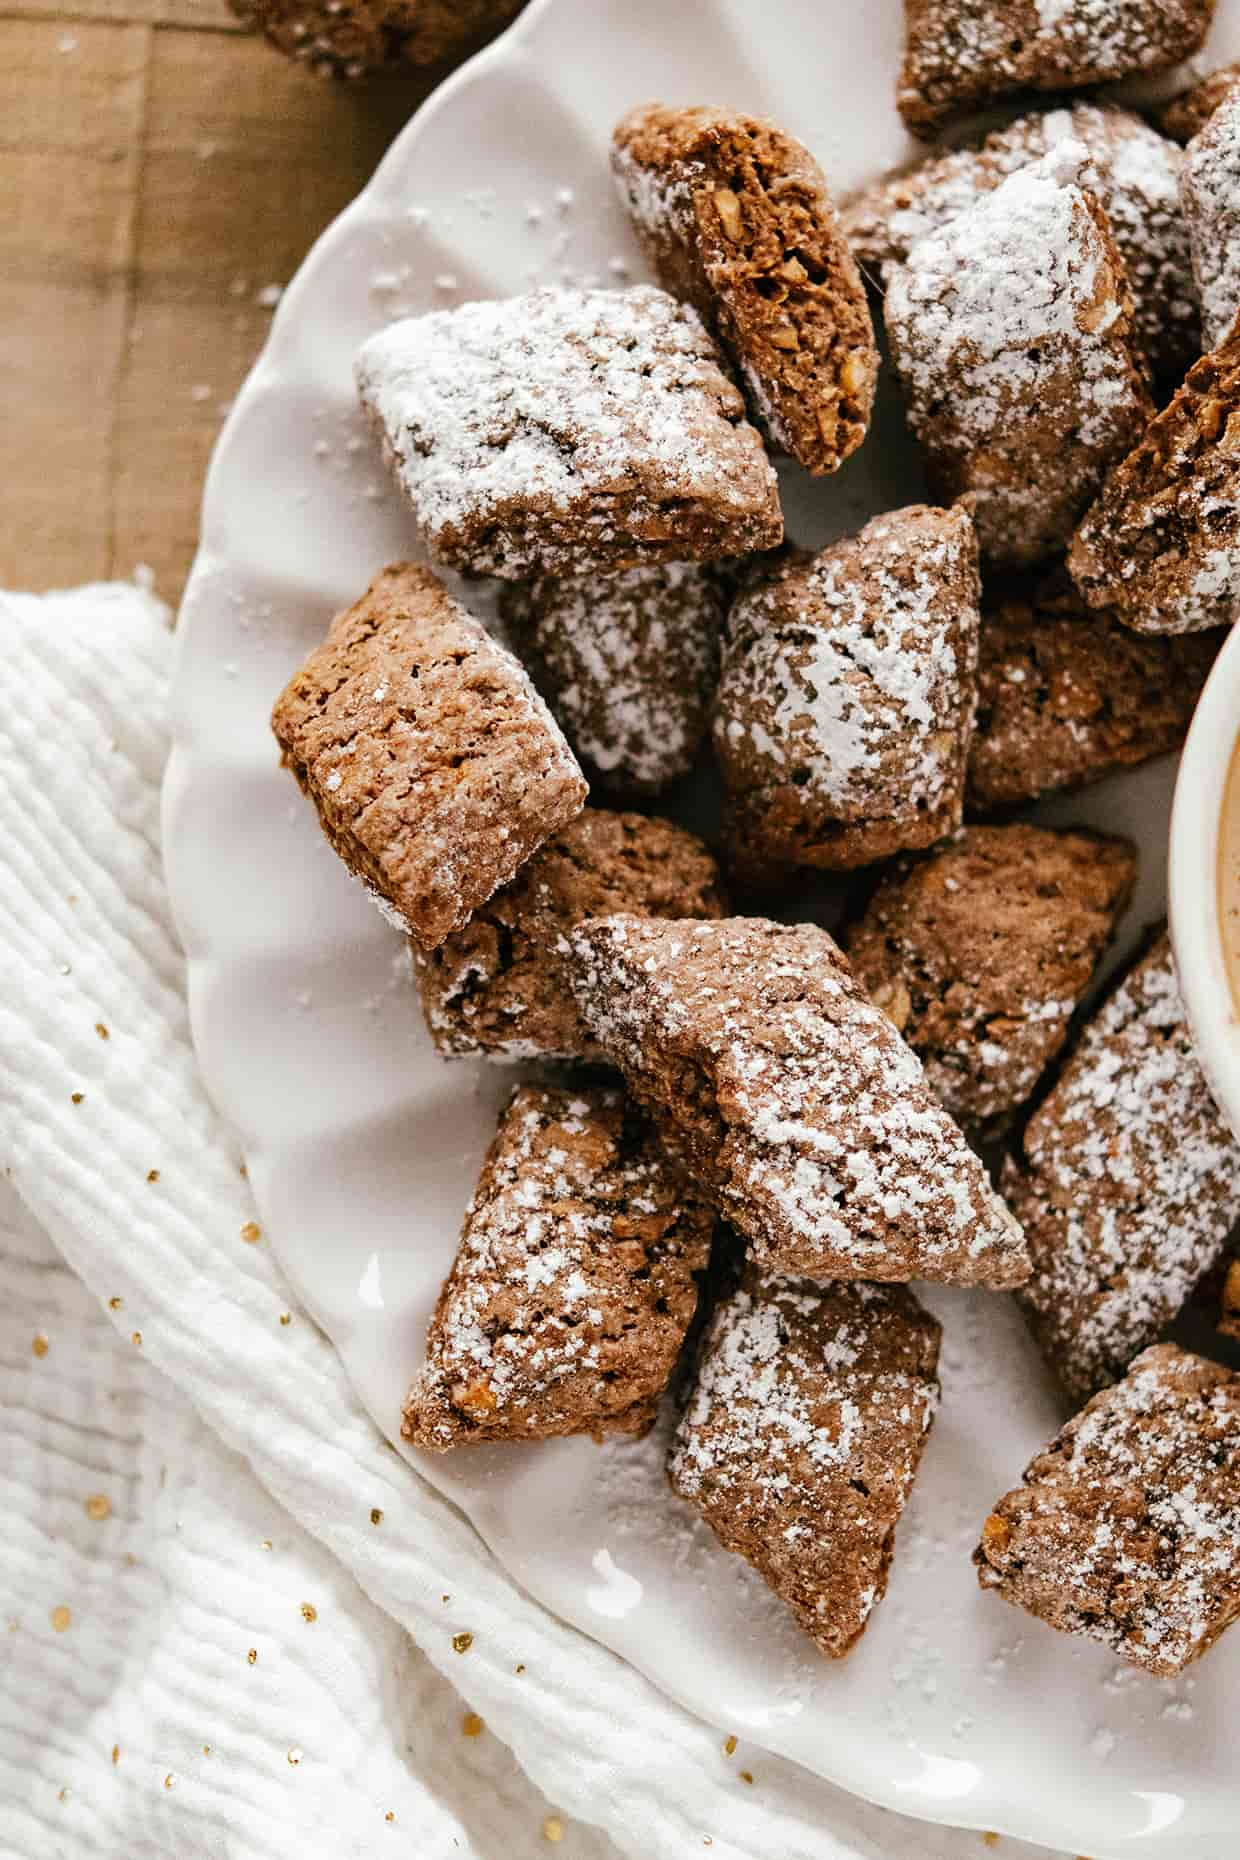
[0,581,1061,1860]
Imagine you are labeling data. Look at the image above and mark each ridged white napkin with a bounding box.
[0,580,1063,1860]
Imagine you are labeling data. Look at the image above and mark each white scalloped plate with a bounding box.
[164,4,1240,1853]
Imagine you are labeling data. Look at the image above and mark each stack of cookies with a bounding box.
[271,4,1240,1676]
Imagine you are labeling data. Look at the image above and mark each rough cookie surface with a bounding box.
[842,103,1197,383]
[846,825,1136,1131]
[414,808,726,1063]
[966,567,1225,813]
[402,1084,714,1449]
[714,505,980,877]
[612,104,878,476]
[1069,313,1240,634]
[976,1343,1240,1677]
[1182,91,1240,351]
[885,144,1152,569]
[227,0,521,76]
[1222,1257,1240,1343]
[355,285,783,580]
[568,915,1031,1288]
[271,563,587,949]
[1158,63,1240,143]
[898,0,1215,135]
[1004,935,1240,1403]
[500,563,727,799]
[670,1270,941,1658]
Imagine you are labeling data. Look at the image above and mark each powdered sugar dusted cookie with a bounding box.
[414,808,726,1063]
[885,143,1152,568]
[843,103,1197,383]
[228,0,521,77]
[402,1084,714,1449]
[1158,62,1240,143]
[967,568,1225,813]
[270,563,586,949]
[976,1344,1240,1677]
[500,562,726,799]
[568,915,1031,1289]
[1182,90,1240,351]
[846,825,1136,1132]
[355,286,783,579]
[611,104,878,476]
[1004,934,1240,1403]
[713,505,979,878]
[1069,315,1240,634]
[898,0,1215,136]
[670,1270,941,1659]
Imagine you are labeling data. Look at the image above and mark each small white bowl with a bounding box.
[1170,621,1240,1137]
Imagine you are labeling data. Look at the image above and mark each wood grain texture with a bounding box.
[2,9,447,600]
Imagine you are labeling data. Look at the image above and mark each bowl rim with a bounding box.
[1169,618,1240,1137]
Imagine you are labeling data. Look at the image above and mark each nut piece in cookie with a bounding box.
[355,285,783,580]
[897,0,1215,137]
[1004,934,1240,1403]
[227,0,521,78]
[670,1270,941,1659]
[403,1084,714,1450]
[500,563,727,800]
[568,914,1030,1289]
[1158,62,1240,143]
[713,505,980,878]
[966,567,1225,814]
[885,143,1152,569]
[846,825,1136,1133]
[1182,90,1240,352]
[611,104,878,476]
[414,808,726,1063]
[975,1343,1240,1677]
[1069,312,1240,634]
[270,563,587,950]
[842,103,1197,385]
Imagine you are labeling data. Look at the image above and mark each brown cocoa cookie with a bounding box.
[1222,1256,1240,1342]
[1158,63,1240,142]
[898,0,1215,136]
[713,505,980,878]
[975,1343,1240,1676]
[499,563,727,799]
[611,105,878,477]
[355,286,783,581]
[227,0,521,77]
[271,563,587,950]
[1004,934,1240,1404]
[402,1084,714,1450]
[1182,90,1240,351]
[1069,313,1240,634]
[885,144,1153,569]
[845,825,1136,1132]
[966,567,1226,813]
[567,914,1031,1288]
[842,103,1197,384]
[670,1269,941,1659]
[414,808,727,1063]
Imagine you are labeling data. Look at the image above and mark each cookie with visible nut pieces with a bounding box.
[885,143,1152,569]
[403,1083,714,1450]
[271,563,587,949]
[846,824,1136,1133]
[1069,312,1240,635]
[898,0,1215,136]
[413,808,726,1063]
[612,105,878,476]
[713,504,980,878]
[671,1269,941,1659]
[976,1343,1240,1677]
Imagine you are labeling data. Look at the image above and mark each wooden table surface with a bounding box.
[2,0,479,600]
